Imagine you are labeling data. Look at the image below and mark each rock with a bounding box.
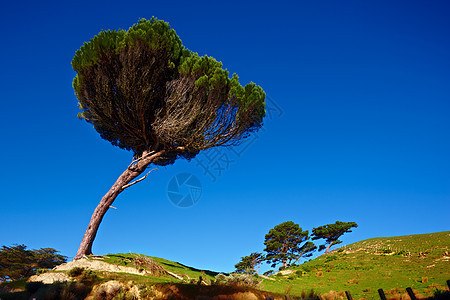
[94,280,122,295]
[28,272,71,284]
[278,269,294,275]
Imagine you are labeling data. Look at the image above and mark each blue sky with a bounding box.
[0,0,449,273]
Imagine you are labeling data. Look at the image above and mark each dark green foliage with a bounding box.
[263,221,317,269]
[67,267,85,278]
[235,252,264,274]
[312,221,358,253]
[72,17,265,165]
[0,245,66,282]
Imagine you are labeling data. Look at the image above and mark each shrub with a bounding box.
[325,255,338,262]
[0,244,66,281]
[68,267,85,278]
[315,271,323,277]
[213,273,261,287]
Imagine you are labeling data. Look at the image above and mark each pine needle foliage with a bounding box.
[72,17,266,165]
[312,221,358,252]
[264,221,317,269]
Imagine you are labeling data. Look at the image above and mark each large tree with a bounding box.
[312,221,358,254]
[263,221,316,269]
[235,252,264,274]
[72,18,265,259]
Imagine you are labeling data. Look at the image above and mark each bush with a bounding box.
[213,273,261,288]
[67,267,85,278]
[0,244,66,281]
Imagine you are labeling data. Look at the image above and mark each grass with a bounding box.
[260,231,450,299]
[1,231,448,299]
[101,252,219,282]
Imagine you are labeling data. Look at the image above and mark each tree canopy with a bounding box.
[72,17,265,166]
[235,252,264,274]
[72,18,266,259]
[263,221,316,268]
[312,221,358,253]
[0,245,67,282]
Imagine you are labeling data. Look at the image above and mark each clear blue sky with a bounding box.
[0,0,449,273]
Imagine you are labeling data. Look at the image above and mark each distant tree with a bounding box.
[312,221,358,253]
[72,18,265,259]
[235,252,264,274]
[0,245,66,281]
[263,221,317,269]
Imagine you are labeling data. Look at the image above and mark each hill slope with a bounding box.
[261,231,450,299]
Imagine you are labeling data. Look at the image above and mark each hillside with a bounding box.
[1,232,449,299]
[261,231,450,299]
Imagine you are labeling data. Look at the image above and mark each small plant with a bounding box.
[380,248,393,254]
[325,255,338,262]
[315,271,323,277]
[36,268,49,275]
[67,267,85,278]
[287,274,296,280]
[80,269,98,281]
[421,276,428,283]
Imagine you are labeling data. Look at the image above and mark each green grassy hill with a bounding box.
[261,231,450,299]
[1,232,449,299]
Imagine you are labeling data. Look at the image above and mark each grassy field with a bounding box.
[260,231,450,299]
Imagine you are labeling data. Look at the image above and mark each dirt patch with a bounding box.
[54,257,153,276]
[28,272,71,284]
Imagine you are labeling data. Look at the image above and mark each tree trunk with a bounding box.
[325,242,333,254]
[74,150,164,260]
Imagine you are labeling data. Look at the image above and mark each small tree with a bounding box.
[235,252,264,274]
[312,221,358,253]
[72,18,265,259]
[263,221,316,269]
[0,245,67,282]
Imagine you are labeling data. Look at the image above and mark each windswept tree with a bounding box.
[235,252,264,274]
[312,221,358,254]
[72,18,265,259]
[263,221,317,269]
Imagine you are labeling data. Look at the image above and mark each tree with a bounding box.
[312,221,358,254]
[0,245,67,282]
[263,221,317,269]
[72,18,266,259]
[235,252,264,274]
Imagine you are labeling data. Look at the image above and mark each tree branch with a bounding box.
[127,151,156,170]
[122,168,157,190]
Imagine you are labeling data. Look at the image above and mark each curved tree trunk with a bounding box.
[325,242,333,254]
[74,150,164,260]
